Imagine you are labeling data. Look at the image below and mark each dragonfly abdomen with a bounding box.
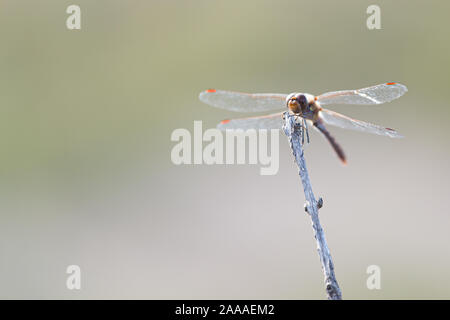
[314,120,347,165]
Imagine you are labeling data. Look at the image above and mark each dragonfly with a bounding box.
[199,82,407,164]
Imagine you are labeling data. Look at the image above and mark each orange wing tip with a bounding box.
[220,119,231,124]
[386,82,396,85]
[341,159,348,166]
[206,89,216,93]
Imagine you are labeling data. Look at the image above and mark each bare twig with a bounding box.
[282,112,342,300]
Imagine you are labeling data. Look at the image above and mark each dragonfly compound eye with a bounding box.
[299,95,308,108]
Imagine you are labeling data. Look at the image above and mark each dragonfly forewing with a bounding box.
[199,89,286,112]
[317,82,407,105]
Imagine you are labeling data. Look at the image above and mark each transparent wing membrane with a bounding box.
[199,89,286,112]
[317,82,407,105]
[318,109,402,138]
[217,112,284,130]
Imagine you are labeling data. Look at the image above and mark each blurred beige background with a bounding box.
[0,0,449,299]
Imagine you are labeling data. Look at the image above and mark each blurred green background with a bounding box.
[0,0,449,299]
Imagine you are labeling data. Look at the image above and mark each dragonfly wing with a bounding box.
[199,89,286,112]
[217,112,284,130]
[317,82,407,105]
[318,108,403,138]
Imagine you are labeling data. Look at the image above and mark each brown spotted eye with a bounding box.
[299,95,308,108]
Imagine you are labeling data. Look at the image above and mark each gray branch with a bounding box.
[282,112,342,300]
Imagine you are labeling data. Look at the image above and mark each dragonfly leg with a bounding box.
[301,119,305,145]
[293,115,309,145]
[304,118,310,144]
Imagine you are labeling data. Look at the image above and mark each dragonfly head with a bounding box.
[286,93,315,115]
